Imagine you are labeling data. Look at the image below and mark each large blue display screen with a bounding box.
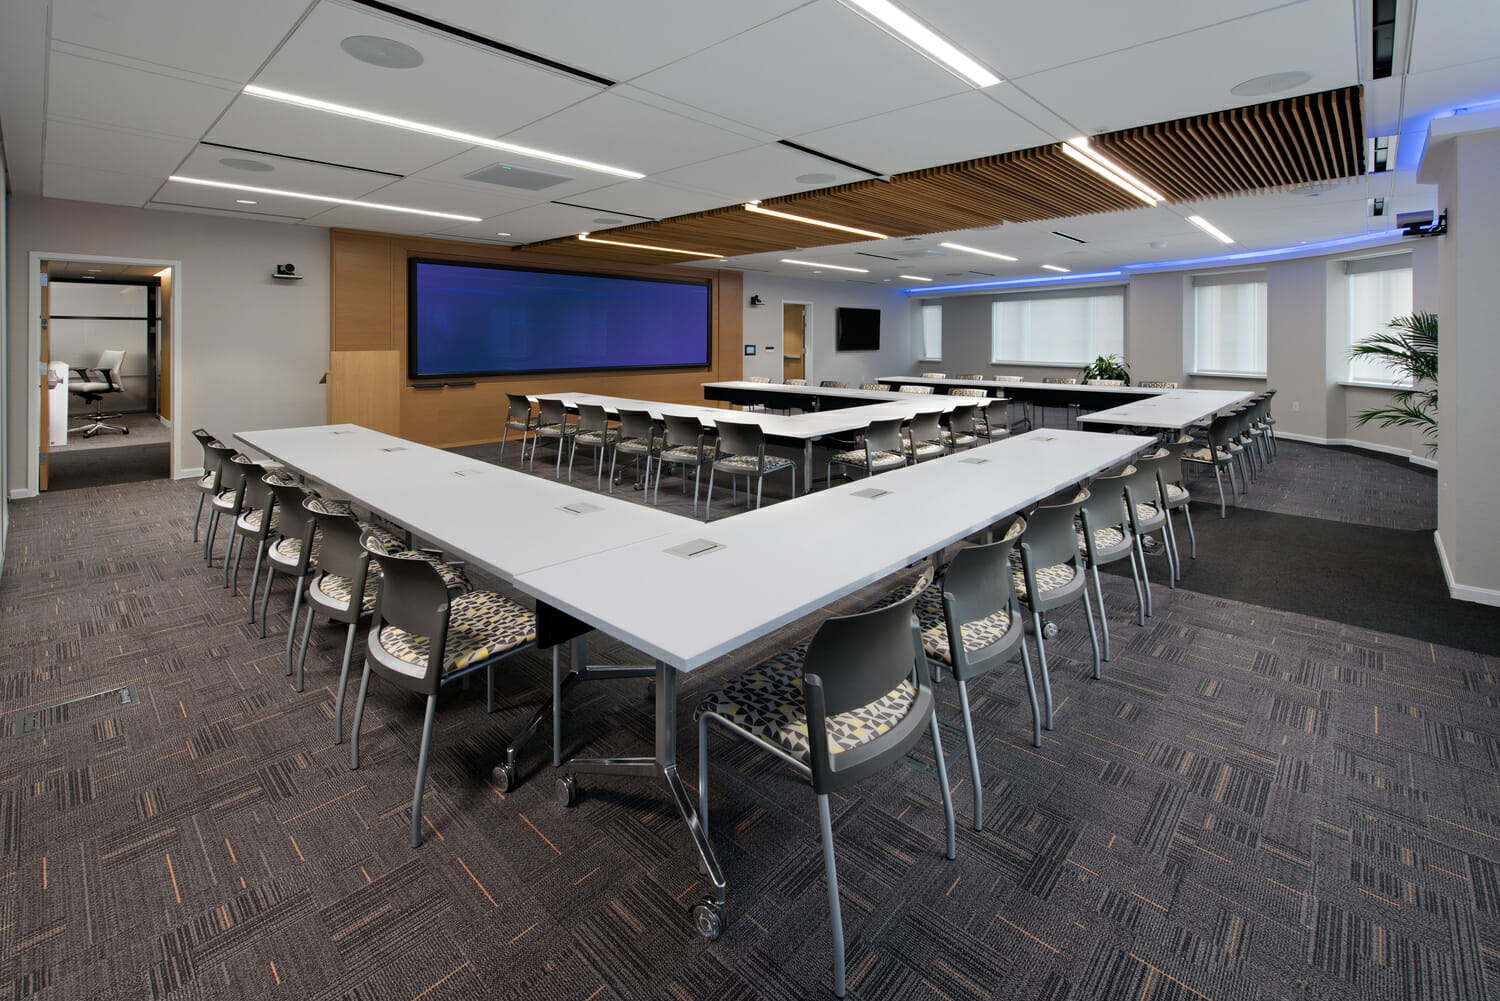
[408,259,712,378]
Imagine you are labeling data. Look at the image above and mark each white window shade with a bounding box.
[920,302,942,360]
[991,286,1124,365]
[1192,273,1266,376]
[1346,257,1413,384]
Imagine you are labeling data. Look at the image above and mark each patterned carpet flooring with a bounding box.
[1,438,1497,1001]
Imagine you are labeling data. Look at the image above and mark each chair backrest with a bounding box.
[981,399,1008,431]
[265,482,318,572]
[575,403,610,432]
[920,372,947,379]
[360,530,451,692]
[1087,378,1125,386]
[1121,458,1167,519]
[858,383,883,391]
[1078,471,1130,540]
[194,429,221,473]
[1137,380,1180,389]
[942,534,1022,657]
[96,350,126,391]
[311,513,373,617]
[898,385,934,394]
[994,375,1024,382]
[713,420,764,459]
[863,417,906,453]
[505,393,534,422]
[957,374,985,381]
[538,398,568,425]
[203,441,236,489]
[949,387,987,398]
[616,408,657,441]
[819,380,847,388]
[1019,495,1087,574]
[801,584,933,792]
[1042,376,1078,384]
[662,414,706,450]
[239,466,277,534]
[785,378,807,386]
[909,411,941,443]
[947,403,977,434]
[747,376,771,384]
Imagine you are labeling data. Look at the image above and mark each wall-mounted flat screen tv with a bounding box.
[408,258,712,379]
[835,307,881,351]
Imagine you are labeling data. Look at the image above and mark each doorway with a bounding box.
[27,253,180,495]
[782,302,810,383]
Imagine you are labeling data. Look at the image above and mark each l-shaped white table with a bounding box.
[235,421,1153,937]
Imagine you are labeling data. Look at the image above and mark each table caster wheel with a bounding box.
[492,761,515,793]
[1042,620,1059,640]
[693,898,723,941]
[556,774,578,807]
[122,427,130,435]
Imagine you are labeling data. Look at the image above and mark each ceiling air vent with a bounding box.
[465,162,574,190]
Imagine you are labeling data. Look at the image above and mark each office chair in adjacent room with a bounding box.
[68,350,129,437]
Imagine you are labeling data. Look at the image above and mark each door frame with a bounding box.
[22,251,183,498]
[781,300,812,384]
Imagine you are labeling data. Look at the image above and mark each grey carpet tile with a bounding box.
[2,440,1498,1000]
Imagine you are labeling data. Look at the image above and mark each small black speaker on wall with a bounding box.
[274,263,302,280]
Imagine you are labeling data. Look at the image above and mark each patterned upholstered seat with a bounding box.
[908,440,944,461]
[1009,555,1079,603]
[262,469,299,487]
[714,452,793,474]
[661,443,707,464]
[828,447,904,471]
[268,531,321,569]
[315,564,382,613]
[949,387,987,398]
[236,506,278,534]
[911,590,1014,666]
[371,590,536,680]
[693,647,917,763]
[898,385,935,394]
[939,428,978,449]
[858,383,882,391]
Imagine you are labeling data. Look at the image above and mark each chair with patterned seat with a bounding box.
[919,371,947,379]
[1154,437,1197,564]
[858,382,883,391]
[1076,468,1147,661]
[1120,459,1177,602]
[258,481,320,658]
[225,461,278,606]
[350,531,538,848]
[694,587,955,998]
[785,377,807,386]
[202,446,252,571]
[956,374,985,381]
[938,403,980,451]
[974,399,1011,443]
[191,428,224,544]
[819,380,847,388]
[1182,413,1244,518]
[608,408,661,494]
[706,420,795,519]
[905,411,946,464]
[654,414,715,513]
[567,403,618,488]
[948,386,987,399]
[1014,497,1102,731]
[898,384,935,394]
[826,417,906,483]
[530,398,577,477]
[1136,380,1180,389]
[500,393,538,465]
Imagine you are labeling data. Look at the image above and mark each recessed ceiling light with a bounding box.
[86,268,101,273]
[1041,264,1070,273]
[781,258,869,273]
[242,85,645,179]
[219,157,273,172]
[167,176,481,221]
[899,274,932,281]
[1186,215,1235,244]
[1230,71,1311,97]
[795,172,837,185]
[340,35,424,70]
[577,233,722,257]
[939,242,1018,262]
[496,232,511,237]
[744,202,887,239]
[1060,137,1163,206]
[236,199,258,204]
[839,0,1000,88]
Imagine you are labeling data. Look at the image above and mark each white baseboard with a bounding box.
[1434,530,1500,607]
[176,466,205,481]
[1275,431,1435,468]
[8,488,38,500]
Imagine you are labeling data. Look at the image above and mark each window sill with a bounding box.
[990,360,1089,369]
[1339,379,1413,391]
[1190,371,1266,380]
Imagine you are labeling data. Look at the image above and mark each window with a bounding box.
[991,286,1124,365]
[1192,273,1266,376]
[1346,255,1413,384]
[920,302,942,360]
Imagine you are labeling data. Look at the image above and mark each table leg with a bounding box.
[556,660,728,937]
[804,439,814,494]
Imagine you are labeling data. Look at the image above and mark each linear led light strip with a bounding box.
[1060,137,1164,207]
[744,202,887,240]
[242,84,645,179]
[839,0,999,88]
[1186,215,1235,244]
[781,258,868,273]
[577,233,723,258]
[167,176,481,221]
[940,241,1017,262]
[899,274,931,281]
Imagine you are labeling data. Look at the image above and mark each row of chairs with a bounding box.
[692,437,1197,995]
[1181,390,1278,517]
[192,429,547,848]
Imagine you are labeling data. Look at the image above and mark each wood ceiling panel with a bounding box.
[524,86,1365,264]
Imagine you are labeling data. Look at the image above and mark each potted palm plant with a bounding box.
[1350,311,1438,455]
[1080,353,1130,385]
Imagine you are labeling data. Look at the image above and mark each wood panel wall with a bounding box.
[328,229,743,447]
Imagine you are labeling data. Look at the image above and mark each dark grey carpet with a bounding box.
[45,441,169,491]
[2,439,1498,1001]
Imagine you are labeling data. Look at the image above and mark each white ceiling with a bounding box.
[2,0,1497,287]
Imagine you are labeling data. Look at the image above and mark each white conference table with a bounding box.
[875,375,1164,399]
[1076,389,1252,431]
[701,380,968,412]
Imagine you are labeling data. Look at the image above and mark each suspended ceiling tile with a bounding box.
[50,0,309,84]
[498,91,762,177]
[403,146,638,207]
[563,180,734,221]
[149,181,321,220]
[630,0,971,138]
[411,0,809,81]
[249,1,600,145]
[295,202,465,235]
[792,90,1053,176]
[1403,56,1500,121]
[46,120,196,177]
[649,143,871,203]
[44,162,164,206]
[175,144,394,198]
[147,201,308,225]
[206,96,461,177]
[354,175,538,220]
[1016,1,1357,134]
[46,49,237,141]
[1407,0,1500,75]
[434,201,614,244]
[0,0,47,193]
[1362,75,1405,138]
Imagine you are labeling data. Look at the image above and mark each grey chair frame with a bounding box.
[654,414,714,513]
[1120,459,1177,602]
[1077,469,1148,661]
[975,399,1010,442]
[567,403,618,488]
[826,417,905,482]
[192,428,222,544]
[202,446,250,570]
[294,511,380,741]
[697,588,955,998]
[500,393,538,465]
[706,420,795,520]
[608,408,662,494]
[68,350,129,437]
[1182,413,1244,518]
[258,482,320,661]
[939,403,980,451]
[530,398,578,477]
[905,411,945,464]
[1017,497,1102,731]
[226,463,276,605]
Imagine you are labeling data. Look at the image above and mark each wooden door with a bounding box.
[782,303,805,382]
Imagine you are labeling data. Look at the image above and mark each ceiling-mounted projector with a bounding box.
[1398,210,1447,238]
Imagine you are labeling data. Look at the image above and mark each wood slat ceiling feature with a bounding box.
[524,85,1365,265]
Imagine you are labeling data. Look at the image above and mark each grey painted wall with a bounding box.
[739,274,915,386]
[6,196,331,488]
